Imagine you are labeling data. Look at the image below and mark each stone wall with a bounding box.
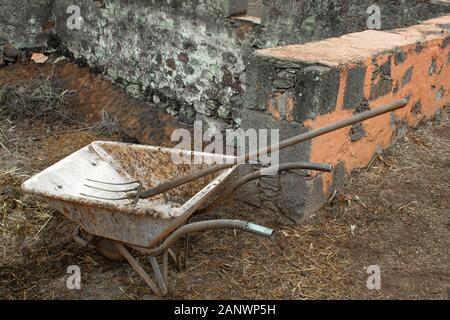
[1,1,449,127]
[262,0,450,46]
[241,15,450,222]
[50,0,450,132]
[0,0,54,50]
[53,0,261,132]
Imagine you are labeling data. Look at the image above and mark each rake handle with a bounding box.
[135,98,408,200]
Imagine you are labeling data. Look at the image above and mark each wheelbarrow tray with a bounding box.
[22,141,238,248]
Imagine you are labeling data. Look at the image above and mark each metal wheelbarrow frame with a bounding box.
[22,99,408,296]
[21,141,280,296]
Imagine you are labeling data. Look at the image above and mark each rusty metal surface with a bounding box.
[52,199,187,248]
[147,219,274,256]
[22,141,238,248]
[98,142,218,203]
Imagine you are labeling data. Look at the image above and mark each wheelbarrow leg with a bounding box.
[171,237,189,271]
[184,234,190,268]
[168,247,178,265]
[171,219,191,271]
[112,241,163,297]
[150,256,168,296]
[174,240,183,271]
[162,250,169,285]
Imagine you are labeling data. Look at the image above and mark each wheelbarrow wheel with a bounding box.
[95,238,125,262]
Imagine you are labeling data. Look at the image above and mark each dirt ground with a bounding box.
[0,63,449,300]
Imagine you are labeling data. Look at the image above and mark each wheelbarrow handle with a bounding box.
[133,98,408,200]
[197,161,333,215]
[148,219,274,256]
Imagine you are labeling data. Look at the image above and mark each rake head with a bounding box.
[80,179,143,202]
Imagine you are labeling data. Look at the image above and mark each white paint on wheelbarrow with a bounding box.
[22,141,238,220]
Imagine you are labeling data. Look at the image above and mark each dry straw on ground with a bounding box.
[0,72,78,123]
[91,108,122,136]
[0,101,448,299]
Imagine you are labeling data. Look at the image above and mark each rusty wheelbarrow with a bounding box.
[21,141,279,296]
[21,99,408,296]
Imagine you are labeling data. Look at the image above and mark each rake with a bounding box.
[83,98,408,203]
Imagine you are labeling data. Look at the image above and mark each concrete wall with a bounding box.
[241,16,450,222]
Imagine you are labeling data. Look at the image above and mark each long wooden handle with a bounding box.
[136,98,408,200]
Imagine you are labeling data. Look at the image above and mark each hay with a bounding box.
[91,108,121,136]
[0,73,78,123]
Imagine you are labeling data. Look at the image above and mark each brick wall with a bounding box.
[241,16,450,222]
